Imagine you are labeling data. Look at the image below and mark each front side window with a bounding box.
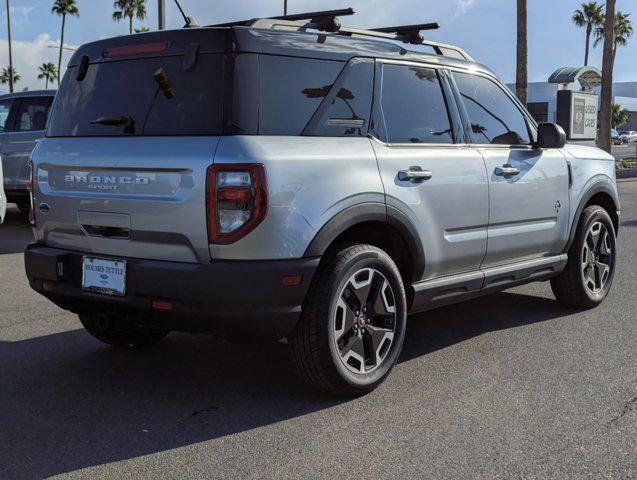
[15,97,53,132]
[377,64,453,144]
[0,99,14,132]
[454,72,531,145]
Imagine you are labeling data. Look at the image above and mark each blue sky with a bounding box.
[0,0,635,91]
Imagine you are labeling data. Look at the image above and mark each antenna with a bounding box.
[173,0,200,28]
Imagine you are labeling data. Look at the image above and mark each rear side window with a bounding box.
[0,99,14,132]
[259,56,344,135]
[377,64,453,144]
[15,97,53,132]
[48,54,224,137]
[303,58,374,137]
[454,72,531,145]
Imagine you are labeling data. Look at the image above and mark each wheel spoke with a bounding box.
[364,325,394,367]
[599,227,612,256]
[588,223,601,250]
[341,334,366,372]
[370,278,396,316]
[334,297,357,342]
[584,265,596,289]
[347,269,375,310]
[596,261,610,287]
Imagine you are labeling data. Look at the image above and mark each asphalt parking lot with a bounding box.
[1,182,636,480]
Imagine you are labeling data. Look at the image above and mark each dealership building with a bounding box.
[507,66,637,131]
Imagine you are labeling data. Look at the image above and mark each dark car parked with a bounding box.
[0,90,56,213]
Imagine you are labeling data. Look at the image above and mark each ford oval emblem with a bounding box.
[100,274,108,280]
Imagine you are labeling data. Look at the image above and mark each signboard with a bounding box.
[556,90,598,141]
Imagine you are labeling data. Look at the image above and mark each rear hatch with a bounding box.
[32,29,228,263]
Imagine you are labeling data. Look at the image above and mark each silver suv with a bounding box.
[0,90,56,214]
[24,10,619,396]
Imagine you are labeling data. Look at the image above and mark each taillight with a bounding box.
[207,164,268,244]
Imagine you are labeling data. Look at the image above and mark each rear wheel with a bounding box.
[290,243,407,397]
[79,314,169,348]
[551,205,616,308]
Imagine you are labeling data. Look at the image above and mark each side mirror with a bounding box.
[535,123,566,149]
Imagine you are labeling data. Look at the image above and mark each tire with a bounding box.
[16,201,31,215]
[79,313,169,348]
[290,243,407,397]
[551,205,617,309]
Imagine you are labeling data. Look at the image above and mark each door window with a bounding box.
[0,99,14,132]
[377,64,454,144]
[454,72,531,145]
[15,97,53,132]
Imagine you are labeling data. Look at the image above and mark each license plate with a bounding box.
[82,257,126,296]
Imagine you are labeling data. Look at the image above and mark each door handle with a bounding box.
[494,164,520,177]
[398,167,432,183]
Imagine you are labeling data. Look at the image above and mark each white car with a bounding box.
[621,131,637,143]
[0,155,6,224]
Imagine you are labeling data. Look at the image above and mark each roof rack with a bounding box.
[371,23,440,45]
[213,8,354,33]
[209,8,473,61]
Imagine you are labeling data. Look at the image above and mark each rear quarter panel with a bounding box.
[210,136,384,260]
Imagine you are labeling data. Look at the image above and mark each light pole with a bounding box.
[158,0,165,30]
[284,0,287,15]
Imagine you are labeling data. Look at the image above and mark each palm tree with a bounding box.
[611,103,630,129]
[0,67,20,87]
[572,1,605,66]
[598,0,616,153]
[5,0,14,93]
[113,0,147,35]
[594,11,633,63]
[51,0,80,88]
[515,0,527,107]
[37,62,58,90]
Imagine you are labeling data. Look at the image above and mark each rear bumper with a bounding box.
[24,244,319,339]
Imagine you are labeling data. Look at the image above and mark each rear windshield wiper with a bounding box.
[89,116,135,134]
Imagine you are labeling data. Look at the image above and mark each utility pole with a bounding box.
[6,0,14,93]
[158,0,165,30]
[284,0,287,15]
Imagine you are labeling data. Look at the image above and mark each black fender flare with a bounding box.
[564,180,620,252]
[304,203,426,282]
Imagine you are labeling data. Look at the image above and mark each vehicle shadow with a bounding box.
[0,205,34,255]
[0,290,572,478]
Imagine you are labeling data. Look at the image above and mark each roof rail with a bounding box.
[209,7,473,62]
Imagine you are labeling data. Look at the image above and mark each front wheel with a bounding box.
[551,205,617,308]
[16,200,31,215]
[290,244,407,397]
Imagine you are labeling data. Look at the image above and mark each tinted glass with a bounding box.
[259,56,344,135]
[454,72,531,145]
[15,97,53,132]
[379,64,453,144]
[0,99,14,132]
[48,54,224,137]
[304,59,374,137]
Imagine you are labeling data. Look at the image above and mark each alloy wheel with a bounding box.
[581,221,613,294]
[333,268,397,374]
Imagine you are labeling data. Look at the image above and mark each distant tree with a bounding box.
[594,11,633,63]
[612,103,630,128]
[113,0,147,34]
[0,66,20,86]
[572,2,605,66]
[38,62,58,89]
[52,0,80,87]
[516,0,527,106]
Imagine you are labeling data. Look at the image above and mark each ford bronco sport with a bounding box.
[24,9,620,396]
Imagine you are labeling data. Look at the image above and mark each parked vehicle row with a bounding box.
[22,9,620,396]
[618,130,637,143]
[0,90,56,214]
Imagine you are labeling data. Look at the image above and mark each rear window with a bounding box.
[47,54,224,137]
